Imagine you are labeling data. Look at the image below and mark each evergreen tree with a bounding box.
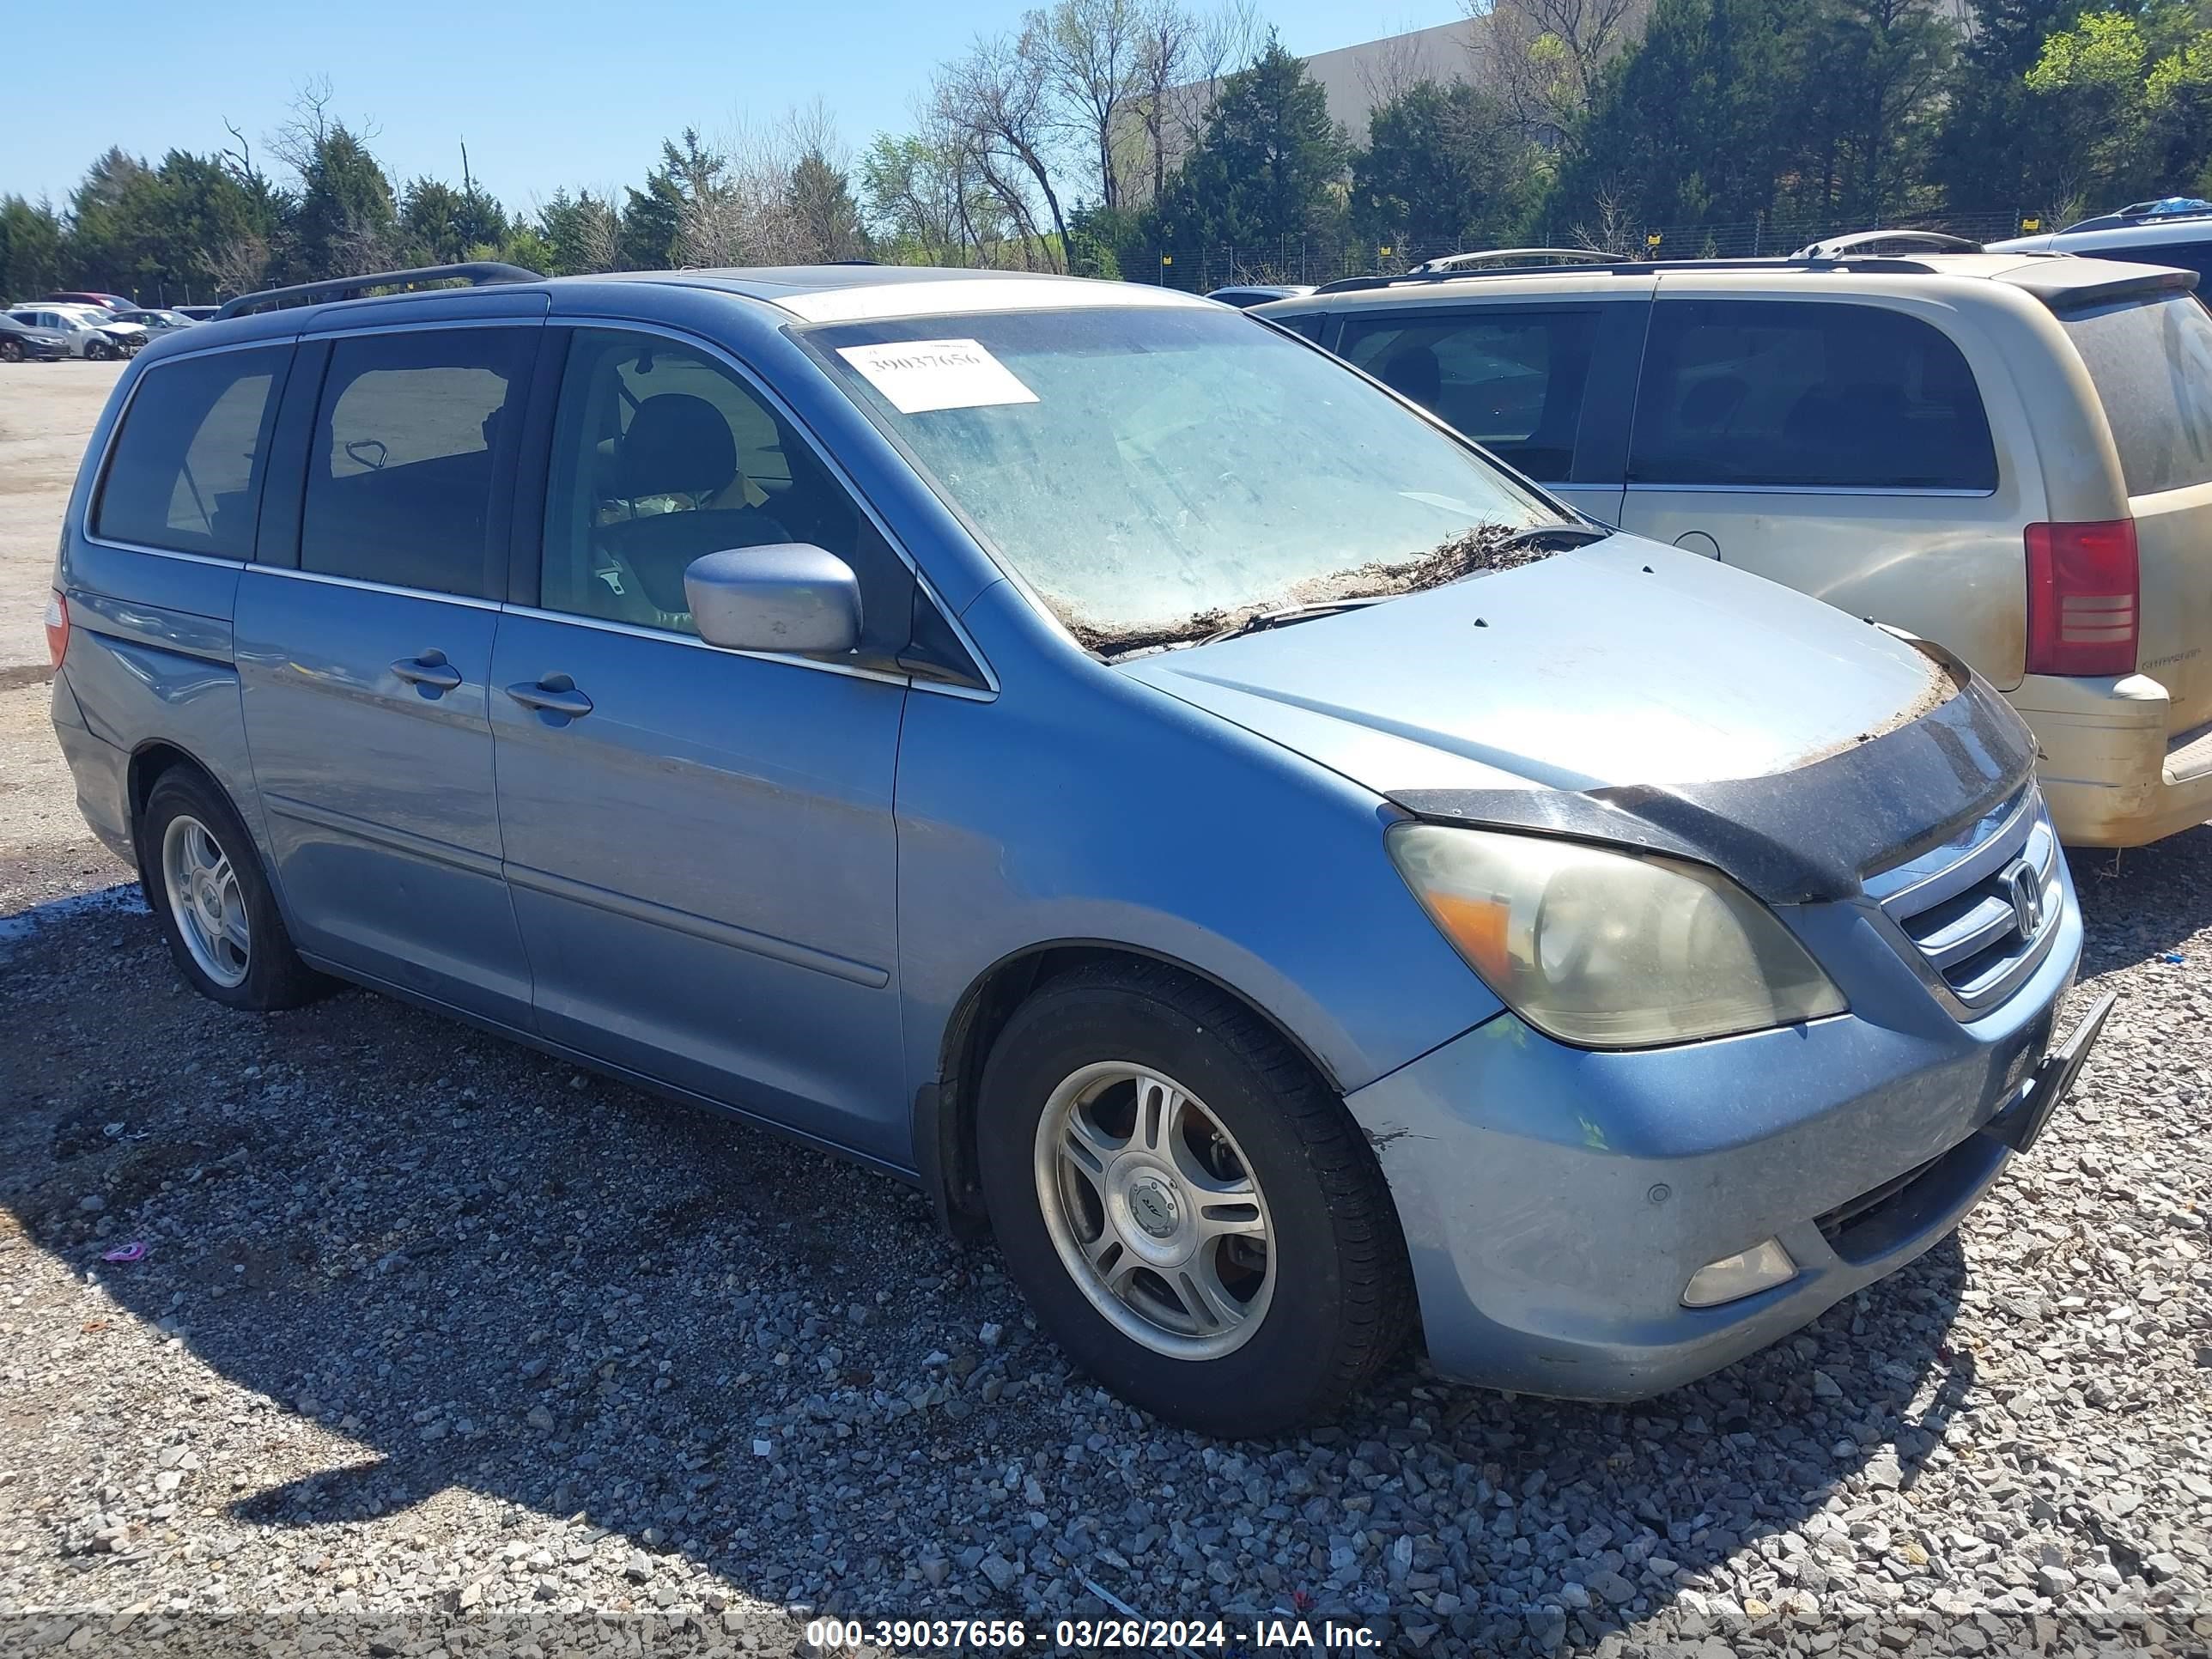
[1352,80,1541,250]
[292,123,397,280]
[1146,35,1349,252]
[787,149,868,261]
[1933,0,2074,214]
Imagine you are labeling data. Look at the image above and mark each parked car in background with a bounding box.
[1260,234,2212,847]
[110,307,198,334]
[6,306,136,359]
[173,305,221,322]
[49,260,2106,1435]
[1205,283,1315,308]
[53,304,149,356]
[44,290,135,312]
[0,313,70,362]
[1989,199,2212,282]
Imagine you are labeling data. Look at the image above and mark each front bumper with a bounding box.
[1346,890,2094,1401]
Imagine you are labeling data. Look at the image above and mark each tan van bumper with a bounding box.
[2011,672,2212,846]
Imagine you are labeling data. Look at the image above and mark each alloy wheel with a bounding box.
[1032,1061,1276,1359]
[161,814,250,988]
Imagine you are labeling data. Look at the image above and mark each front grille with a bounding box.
[1867,789,2060,1013]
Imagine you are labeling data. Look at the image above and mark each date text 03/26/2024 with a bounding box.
[803,1617,1382,1650]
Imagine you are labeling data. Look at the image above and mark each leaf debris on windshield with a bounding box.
[1074,521,1559,659]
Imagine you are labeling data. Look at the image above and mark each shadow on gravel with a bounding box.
[2,888,1984,1655]
[2068,822,2212,969]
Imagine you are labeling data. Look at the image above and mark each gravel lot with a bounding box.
[0,363,2209,1659]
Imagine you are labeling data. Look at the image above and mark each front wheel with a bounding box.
[0,338,21,363]
[976,963,1414,1437]
[84,337,113,361]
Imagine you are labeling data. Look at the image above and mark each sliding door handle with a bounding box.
[505,674,593,720]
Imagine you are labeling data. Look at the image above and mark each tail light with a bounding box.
[2025,520,2138,677]
[44,590,68,670]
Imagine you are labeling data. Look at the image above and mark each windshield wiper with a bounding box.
[1500,520,1612,552]
[1199,597,1390,647]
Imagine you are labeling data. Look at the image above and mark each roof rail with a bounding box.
[1407,247,1617,274]
[1792,230,1982,259]
[1316,248,1632,295]
[216,261,545,320]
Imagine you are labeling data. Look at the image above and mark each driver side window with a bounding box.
[542,328,907,645]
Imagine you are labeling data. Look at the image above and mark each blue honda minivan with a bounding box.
[48,262,2111,1436]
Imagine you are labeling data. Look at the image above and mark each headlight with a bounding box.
[1387,823,1847,1048]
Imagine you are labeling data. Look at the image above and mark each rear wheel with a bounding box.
[141,770,324,1011]
[976,963,1414,1437]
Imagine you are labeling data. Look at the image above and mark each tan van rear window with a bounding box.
[2063,294,2212,495]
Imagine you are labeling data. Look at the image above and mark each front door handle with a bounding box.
[392,652,462,692]
[505,674,593,720]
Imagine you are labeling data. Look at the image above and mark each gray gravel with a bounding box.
[2,673,2209,1659]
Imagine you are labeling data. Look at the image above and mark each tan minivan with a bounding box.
[1260,239,2212,846]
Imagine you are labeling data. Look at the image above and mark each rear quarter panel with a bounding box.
[56,355,273,888]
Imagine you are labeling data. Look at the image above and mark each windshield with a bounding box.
[805,304,1552,652]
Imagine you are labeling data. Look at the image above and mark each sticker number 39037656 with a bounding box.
[835,338,1042,415]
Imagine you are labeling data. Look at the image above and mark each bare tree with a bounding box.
[1353,18,1436,110]
[1467,0,1650,140]
[1568,182,1638,252]
[937,33,1072,270]
[1030,0,1142,214]
[1171,0,1265,159]
[1130,0,1200,204]
[196,234,270,299]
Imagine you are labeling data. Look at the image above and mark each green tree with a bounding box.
[618,167,687,269]
[2027,9,2212,207]
[538,188,623,274]
[1146,35,1349,252]
[0,197,67,299]
[292,123,398,280]
[1553,0,1796,234]
[1783,0,1954,223]
[787,149,868,260]
[1933,0,2075,214]
[1351,79,1541,250]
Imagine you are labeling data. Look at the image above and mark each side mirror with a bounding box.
[684,544,862,657]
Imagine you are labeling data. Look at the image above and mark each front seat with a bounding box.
[1376,343,1443,410]
[598,393,788,614]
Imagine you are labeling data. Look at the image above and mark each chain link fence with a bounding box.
[1095,210,2046,291]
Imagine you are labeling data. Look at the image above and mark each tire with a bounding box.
[139,769,325,1011]
[0,339,21,363]
[975,962,1414,1437]
[85,338,112,362]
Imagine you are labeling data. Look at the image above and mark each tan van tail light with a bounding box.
[2025,520,2137,677]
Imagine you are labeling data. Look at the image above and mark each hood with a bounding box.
[1121,538,1949,799]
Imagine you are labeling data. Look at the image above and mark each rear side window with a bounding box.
[94,347,288,557]
[299,327,530,598]
[1269,311,1327,343]
[1339,308,1600,483]
[1631,300,1998,491]
[2063,294,2212,495]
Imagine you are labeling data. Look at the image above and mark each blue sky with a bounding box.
[2,1,1462,212]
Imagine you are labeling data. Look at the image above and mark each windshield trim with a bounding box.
[789,305,1568,658]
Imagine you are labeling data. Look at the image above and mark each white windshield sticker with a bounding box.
[835,338,1040,415]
